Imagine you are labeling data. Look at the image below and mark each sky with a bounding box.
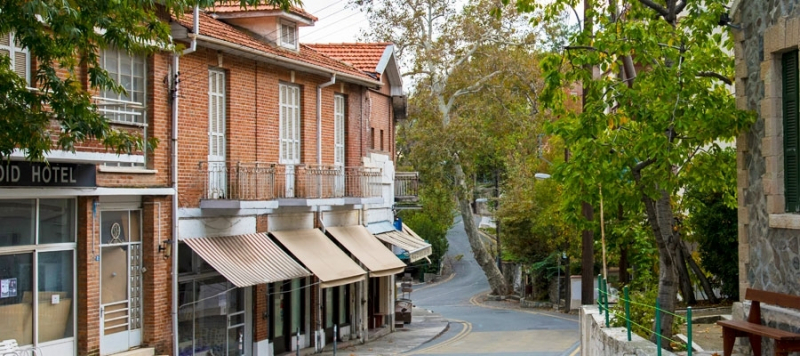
[298,0,370,44]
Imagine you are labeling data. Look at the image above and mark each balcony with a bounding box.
[198,162,383,208]
[395,172,420,209]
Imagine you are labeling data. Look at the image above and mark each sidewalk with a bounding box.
[316,306,449,356]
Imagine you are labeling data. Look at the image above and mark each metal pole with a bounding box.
[556,253,561,312]
[687,307,693,356]
[655,299,662,356]
[603,277,609,327]
[495,169,501,271]
[597,274,602,314]
[580,0,596,309]
[334,324,337,356]
[296,327,300,356]
[624,286,631,341]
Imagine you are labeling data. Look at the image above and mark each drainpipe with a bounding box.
[317,74,336,166]
[172,6,199,356]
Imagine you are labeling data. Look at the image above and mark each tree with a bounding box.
[684,147,739,300]
[356,0,541,295]
[509,0,755,345]
[0,0,299,161]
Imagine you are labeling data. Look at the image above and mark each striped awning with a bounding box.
[183,233,311,287]
[326,226,407,277]
[374,224,432,263]
[271,229,366,288]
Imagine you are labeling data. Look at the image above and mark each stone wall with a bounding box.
[579,306,675,356]
[734,0,800,353]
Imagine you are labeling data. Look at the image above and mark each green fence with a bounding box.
[596,275,694,356]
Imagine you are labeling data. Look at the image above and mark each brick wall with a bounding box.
[367,76,394,158]
[176,48,371,208]
[142,196,173,354]
[77,196,101,356]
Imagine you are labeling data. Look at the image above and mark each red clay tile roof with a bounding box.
[306,43,393,75]
[174,12,378,84]
[209,3,318,22]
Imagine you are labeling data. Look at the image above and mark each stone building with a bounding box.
[730,0,800,353]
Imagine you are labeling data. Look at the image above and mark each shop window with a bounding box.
[0,198,75,347]
[178,276,245,356]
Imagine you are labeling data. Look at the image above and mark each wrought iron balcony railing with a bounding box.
[395,172,420,202]
[199,161,276,201]
[199,162,382,202]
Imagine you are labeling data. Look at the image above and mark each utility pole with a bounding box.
[580,0,595,307]
[495,169,502,272]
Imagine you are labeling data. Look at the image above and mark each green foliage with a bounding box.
[684,148,739,300]
[398,182,454,272]
[610,287,680,340]
[0,0,298,161]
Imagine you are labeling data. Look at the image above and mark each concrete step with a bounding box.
[109,348,155,356]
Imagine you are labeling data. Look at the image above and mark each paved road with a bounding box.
[404,216,581,356]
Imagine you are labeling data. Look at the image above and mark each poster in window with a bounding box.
[1,278,17,298]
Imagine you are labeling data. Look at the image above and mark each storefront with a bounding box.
[177,233,311,356]
[0,198,76,356]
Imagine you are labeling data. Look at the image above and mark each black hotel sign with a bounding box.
[0,161,96,187]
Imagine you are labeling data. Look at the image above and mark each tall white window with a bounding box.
[0,32,30,86]
[280,83,301,164]
[280,22,297,49]
[207,69,227,199]
[99,48,146,124]
[334,94,345,166]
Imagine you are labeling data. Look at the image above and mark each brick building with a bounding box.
[0,4,429,356]
[729,0,800,354]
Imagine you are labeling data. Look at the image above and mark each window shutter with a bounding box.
[783,50,800,212]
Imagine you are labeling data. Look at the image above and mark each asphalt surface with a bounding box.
[403,216,581,356]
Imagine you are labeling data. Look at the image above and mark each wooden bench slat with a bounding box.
[717,320,800,341]
[745,288,800,310]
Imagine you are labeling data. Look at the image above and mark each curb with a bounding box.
[469,290,580,323]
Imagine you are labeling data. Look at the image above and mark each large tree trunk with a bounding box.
[681,240,719,304]
[454,162,509,295]
[640,189,680,348]
[675,241,697,305]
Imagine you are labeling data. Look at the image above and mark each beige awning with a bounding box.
[326,226,407,277]
[271,229,366,288]
[374,224,432,263]
[183,233,311,287]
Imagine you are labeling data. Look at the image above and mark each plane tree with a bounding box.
[356,0,544,295]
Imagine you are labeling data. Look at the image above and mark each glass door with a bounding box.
[99,210,142,355]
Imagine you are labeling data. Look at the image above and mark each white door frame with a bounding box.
[99,209,143,356]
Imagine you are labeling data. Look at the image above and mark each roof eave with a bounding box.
[192,34,382,88]
[211,10,315,26]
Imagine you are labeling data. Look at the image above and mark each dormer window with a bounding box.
[280,21,297,49]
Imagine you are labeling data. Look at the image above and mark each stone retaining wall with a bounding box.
[580,306,675,356]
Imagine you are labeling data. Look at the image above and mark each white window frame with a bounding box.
[334,94,345,167]
[279,83,301,164]
[0,32,31,86]
[280,21,297,50]
[98,47,146,125]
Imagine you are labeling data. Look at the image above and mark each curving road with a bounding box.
[403,217,581,356]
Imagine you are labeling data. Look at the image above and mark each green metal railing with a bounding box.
[595,274,694,356]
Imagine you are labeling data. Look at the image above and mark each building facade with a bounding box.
[731,0,800,354]
[0,4,428,356]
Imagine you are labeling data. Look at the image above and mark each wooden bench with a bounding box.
[717,288,800,356]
